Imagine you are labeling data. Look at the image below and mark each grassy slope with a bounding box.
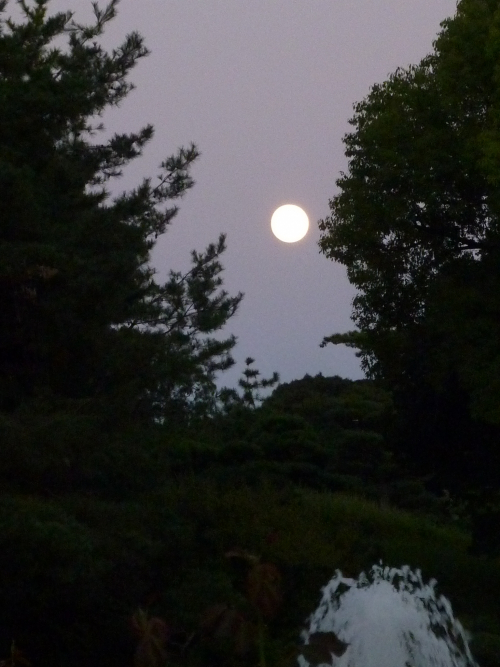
[0,482,498,666]
[74,482,500,665]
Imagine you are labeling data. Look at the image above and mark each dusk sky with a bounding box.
[52,0,458,389]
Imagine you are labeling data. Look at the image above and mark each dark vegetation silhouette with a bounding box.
[0,1,499,666]
[319,0,500,557]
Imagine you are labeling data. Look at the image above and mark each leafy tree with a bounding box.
[0,0,242,425]
[319,0,500,390]
[259,375,409,501]
[218,358,279,412]
[264,374,393,434]
[318,0,500,491]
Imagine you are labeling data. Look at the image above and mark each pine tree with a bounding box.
[0,0,242,423]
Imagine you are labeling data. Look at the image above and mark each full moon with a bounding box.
[271,204,309,243]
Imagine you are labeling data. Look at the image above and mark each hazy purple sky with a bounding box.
[52,0,457,388]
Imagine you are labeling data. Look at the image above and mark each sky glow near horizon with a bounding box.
[39,0,458,388]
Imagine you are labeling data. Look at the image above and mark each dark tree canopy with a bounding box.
[0,0,242,423]
[319,0,500,426]
[318,0,500,498]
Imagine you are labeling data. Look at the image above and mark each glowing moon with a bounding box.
[271,204,309,243]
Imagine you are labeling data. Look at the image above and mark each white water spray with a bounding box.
[300,564,477,667]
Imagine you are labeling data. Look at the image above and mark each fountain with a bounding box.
[299,564,478,667]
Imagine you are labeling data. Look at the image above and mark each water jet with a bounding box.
[300,564,477,667]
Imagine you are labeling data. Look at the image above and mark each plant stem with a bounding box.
[257,613,267,667]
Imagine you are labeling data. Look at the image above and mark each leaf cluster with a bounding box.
[0,0,241,423]
[318,0,500,500]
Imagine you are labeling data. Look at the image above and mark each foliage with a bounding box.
[1,3,500,667]
[318,0,500,388]
[129,548,350,667]
[0,0,241,425]
[200,549,283,667]
[1,483,498,667]
[131,608,172,667]
[318,0,500,498]
[252,375,427,508]
[263,374,393,433]
[219,358,280,412]
[0,642,30,667]
[162,374,445,515]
